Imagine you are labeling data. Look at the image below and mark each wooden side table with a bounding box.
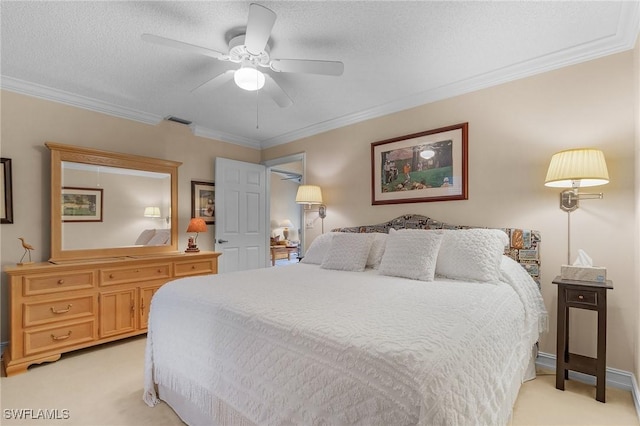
[553,276,613,402]
[270,245,298,266]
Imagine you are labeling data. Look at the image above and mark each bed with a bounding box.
[143,214,547,425]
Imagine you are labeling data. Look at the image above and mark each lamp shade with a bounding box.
[234,65,265,91]
[544,148,609,188]
[279,219,294,228]
[186,218,207,233]
[295,185,323,204]
[143,206,161,218]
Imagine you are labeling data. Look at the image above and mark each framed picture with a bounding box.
[371,122,468,205]
[62,187,103,222]
[191,181,215,224]
[1,158,13,224]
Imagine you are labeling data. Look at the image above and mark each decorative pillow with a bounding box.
[146,229,171,246]
[366,232,388,269]
[378,229,443,281]
[436,228,509,282]
[135,229,156,245]
[300,232,335,264]
[321,233,375,272]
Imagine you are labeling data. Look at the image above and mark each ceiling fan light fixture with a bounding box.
[234,65,265,91]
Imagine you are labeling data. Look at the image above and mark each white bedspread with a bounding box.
[144,256,547,426]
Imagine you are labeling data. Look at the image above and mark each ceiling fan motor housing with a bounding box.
[228,35,270,68]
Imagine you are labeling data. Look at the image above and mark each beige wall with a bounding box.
[0,90,260,341]
[264,51,638,373]
[634,35,640,383]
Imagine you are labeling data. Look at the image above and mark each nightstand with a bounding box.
[553,276,613,402]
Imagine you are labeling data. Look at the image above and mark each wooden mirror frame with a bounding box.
[47,142,182,262]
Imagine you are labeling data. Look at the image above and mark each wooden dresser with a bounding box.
[3,251,220,376]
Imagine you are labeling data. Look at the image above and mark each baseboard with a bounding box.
[537,351,640,419]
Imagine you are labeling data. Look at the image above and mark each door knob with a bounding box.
[217,239,228,244]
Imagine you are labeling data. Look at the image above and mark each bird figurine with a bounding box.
[18,237,35,265]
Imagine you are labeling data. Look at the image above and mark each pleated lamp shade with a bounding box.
[544,148,609,188]
[295,185,323,205]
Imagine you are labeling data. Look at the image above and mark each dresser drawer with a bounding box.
[24,320,95,356]
[566,289,598,307]
[23,295,96,328]
[100,264,171,286]
[174,259,216,277]
[24,271,95,296]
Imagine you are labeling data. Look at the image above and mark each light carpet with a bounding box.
[1,336,638,425]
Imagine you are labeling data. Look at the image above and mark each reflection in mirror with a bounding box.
[47,142,181,262]
[61,162,172,250]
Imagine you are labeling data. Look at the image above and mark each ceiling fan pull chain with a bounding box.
[256,79,260,129]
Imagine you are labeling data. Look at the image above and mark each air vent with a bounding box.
[165,116,192,126]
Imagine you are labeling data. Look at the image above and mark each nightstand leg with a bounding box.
[556,287,568,391]
[596,290,607,402]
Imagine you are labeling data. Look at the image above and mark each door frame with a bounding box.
[262,152,306,256]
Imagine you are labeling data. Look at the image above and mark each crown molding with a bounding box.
[0,76,162,125]
[192,125,262,150]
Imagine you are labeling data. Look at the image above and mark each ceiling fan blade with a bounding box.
[270,59,344,76]
[141,33,226,60]
[191,70,235,92]
[262,74,293,108]
[244,3,276,56]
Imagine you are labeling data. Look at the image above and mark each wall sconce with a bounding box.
[296,184,327,232]
[280,219,294,240]
[143,206,161,218]
[185,218,207,253]
[544,148,609,212]
[544,148,609,263]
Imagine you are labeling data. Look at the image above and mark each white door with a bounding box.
[215,158,268,273]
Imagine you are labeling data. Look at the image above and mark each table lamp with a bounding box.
[185,218,207,253]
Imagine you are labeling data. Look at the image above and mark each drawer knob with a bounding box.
[109,274,114,279]
[192,265,196,269]
[57,279,64,285]
[51,331,72,341]
[578,295,584,300]
[50,304,72,314]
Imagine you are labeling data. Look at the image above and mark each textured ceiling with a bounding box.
[1,1,639,149]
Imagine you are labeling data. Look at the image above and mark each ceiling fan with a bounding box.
[141,3,344,108]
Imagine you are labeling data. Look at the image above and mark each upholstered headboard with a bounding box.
[332,214,540,285]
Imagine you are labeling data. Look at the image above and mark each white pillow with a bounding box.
[436,228,509,282]
[300,232,335,264]
[321,233,375,272]
[378,229,443,281]
[366,233,388,269]
[135,229,156,245]
[147,229,171,246]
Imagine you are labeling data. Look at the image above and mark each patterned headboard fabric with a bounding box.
[332,214,540,285]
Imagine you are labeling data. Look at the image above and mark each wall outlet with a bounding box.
[305,218,314,229]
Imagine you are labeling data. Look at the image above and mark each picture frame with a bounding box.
[1,158,14,224]
[191,181,215,224]
[371,122,468,205]
[62,187,103,222]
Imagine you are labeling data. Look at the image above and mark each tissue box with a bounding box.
[560,265,607,283]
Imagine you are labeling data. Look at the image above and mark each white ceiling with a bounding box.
[1,1,639,150]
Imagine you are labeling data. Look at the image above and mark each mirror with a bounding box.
[47,142,181,262]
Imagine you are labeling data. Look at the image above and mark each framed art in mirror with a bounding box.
[191,180,215,225]
[371,123,468,205]
[62,187,103,222]
[1,158,13,224]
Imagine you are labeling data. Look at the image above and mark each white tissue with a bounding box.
[572,249,593,267]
